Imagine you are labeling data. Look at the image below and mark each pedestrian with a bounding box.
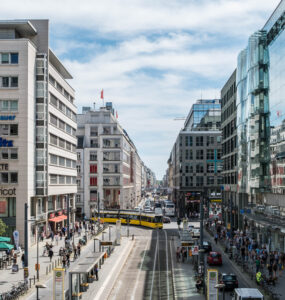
[94,264,99,280]
[268,263,273,279]
[41,232,44,242]
[77,243,81,256]
[66,252,70,267]
[21,253,25,268]
[48,248,54,262]
[256,256,261,273]
[62,255,66,268]
[176,247,181,262]
[55,234,59,246]
[273,262,278,279]
[78,227,81,237]
[214,233,218,244]
[50,231,54,242]
[13,253,17,264]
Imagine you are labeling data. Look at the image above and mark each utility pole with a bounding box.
[230,197,233,238]
[24,203,28,267]
[199,192,205,294]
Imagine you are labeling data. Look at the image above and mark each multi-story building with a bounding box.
[76,104,143,218]
[220,70,240,230]
[0,20,77,245]
[236,1,285,251]
[168,99,223,218]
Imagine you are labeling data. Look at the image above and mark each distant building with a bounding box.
[168,99,222,217]
[76,104,143,218]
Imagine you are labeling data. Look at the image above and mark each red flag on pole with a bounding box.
[116,111,118,119]
[277,110,281,117]
[101,89,104,99]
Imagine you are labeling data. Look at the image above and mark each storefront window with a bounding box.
[0,197,16,217]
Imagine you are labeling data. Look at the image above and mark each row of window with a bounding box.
[77,164,98,174]
[49,134,76,153]
[184,162,223,174]
[221,82,236,107]
[49,75,74,104]
[0,100,18,112]
[49,113,76,136]
[0,148,18,160]
[0,124,18,136]
[181,135,221,147]
[223,172,237,184]
[0,76,18,88]
[223,154,237,171]
[221,100,236,123]
[222,119,236,140]
[50,174,76,185]
[0,53,18,65]
[49,154,76,169]
[222,137,237,156]
[183,149,222,161]
[77,152,97,161]
[49,93,76,122]
[0,172,18,184]
[184,176,223,187]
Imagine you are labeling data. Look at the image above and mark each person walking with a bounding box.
[55,234,59,246]
[94,264,99,281]
[77,243,81,257]
[214,233,218,244]
[273,262,278,279]
[176,247,181,263]
[256,256,261,273]
[21,253,25,269]
[48,248,54,262]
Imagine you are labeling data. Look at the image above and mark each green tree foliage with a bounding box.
[0,219,7,236]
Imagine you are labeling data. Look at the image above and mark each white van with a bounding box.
[232,288,263,300]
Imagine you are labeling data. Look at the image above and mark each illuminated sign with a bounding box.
[0,115,16,121]
[0,137,13,147]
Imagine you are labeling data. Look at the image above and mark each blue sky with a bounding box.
[2,0,280,179]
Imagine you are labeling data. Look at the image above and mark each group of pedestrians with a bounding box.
[209,221,285,286]
[176,247,188,263]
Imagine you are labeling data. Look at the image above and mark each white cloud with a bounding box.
[1,0,280,178]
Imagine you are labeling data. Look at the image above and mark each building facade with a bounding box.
[0,20,77,245]
[168,99,223,218]
[76,105,143,218]
[236,1,285,251]
[220,70,240,230]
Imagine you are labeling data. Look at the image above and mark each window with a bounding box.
[59,157,65,166]
[196,149,203,160]
[196,136,203,146]
[90,177,97,186]
[58,175,65,184]
[2,77,9,87]
[76,195,81,203]
[10,148,18,159]
[196,176,204,187]
[90,152,97,161]
[10,53,18,64]
[59,119,65,130]
[76,165,81,173]
[217,177,223,184]
[50,174,57,184]
[0,100,18,112]
[1,173,8,183]
[10,172,18,183]
[207,149,214,159]
[10,77,18,87]
[10,124,18,135]
[66,176,71,184]
[50,134,57,146]
[50,114,57,126]
[217,149,222,160]
[77,152,81,160]
[50,154,57,165]
[217,136,222,143]
[207,163,215,173]
[66,159,71,168]
[0,149,8,159]
[1,53,9,64]
[207,176,214,185]
[66,142,71,151]
[90,164,97,173]
[59,138,65,148]
[196,163,204,173]
[0,124,9,135]
[66,124,72,135]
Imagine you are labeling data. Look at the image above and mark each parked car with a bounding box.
[207,252,222,265]
[219,273,238,290]
[202,241,212,252]
[163,216,171,223]
[192,228,200,238]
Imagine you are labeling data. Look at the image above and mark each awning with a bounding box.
[0,237,11,242]
[49,215,67,223]
[0,242,14,250]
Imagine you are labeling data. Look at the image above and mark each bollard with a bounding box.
[52,262,54,269]
[55,260,57,268]
[46,266,48,275]
[29,278,32,288]
[49,264,51,273]
[34,275,35,285]
[132,234,134,240]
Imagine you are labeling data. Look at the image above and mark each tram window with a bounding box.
[141,216,147,222]
[154,216,162,223]
[131,215,138,220]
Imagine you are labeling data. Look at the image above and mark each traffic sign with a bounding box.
[24,267,29,278]
[35,263,40,271]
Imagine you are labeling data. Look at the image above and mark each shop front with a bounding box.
[48,211,67,233]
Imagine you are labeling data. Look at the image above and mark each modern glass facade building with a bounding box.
[236,1,285,251]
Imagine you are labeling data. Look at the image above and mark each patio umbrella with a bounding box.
[0,242,14,250]
[0,237,11,243]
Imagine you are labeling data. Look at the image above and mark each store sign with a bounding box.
[0,187,16,196]
[0,137,13,147]
[0,164,8,171]
[0,115,16,121]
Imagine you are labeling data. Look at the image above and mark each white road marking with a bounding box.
[164,230,169,300]
[169,237,177,299]
[150,230,159,300]
[130,238,150,300]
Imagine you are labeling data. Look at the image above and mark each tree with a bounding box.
[0,219,7,236]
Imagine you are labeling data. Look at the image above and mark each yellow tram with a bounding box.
[91,210,163,229]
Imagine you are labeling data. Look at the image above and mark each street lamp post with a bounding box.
[35,283,47,300]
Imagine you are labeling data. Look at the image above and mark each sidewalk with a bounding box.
[206,226,285,297]
[0,225,105,295]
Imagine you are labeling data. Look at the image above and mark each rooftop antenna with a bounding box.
[93,102,96,111]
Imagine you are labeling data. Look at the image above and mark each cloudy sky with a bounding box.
[2,0,280,179]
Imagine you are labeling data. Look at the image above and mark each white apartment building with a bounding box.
[76,104,142,218]
[0,20,77,246]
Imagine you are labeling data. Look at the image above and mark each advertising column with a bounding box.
[53,268,65,300]
[207,269,218,300]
